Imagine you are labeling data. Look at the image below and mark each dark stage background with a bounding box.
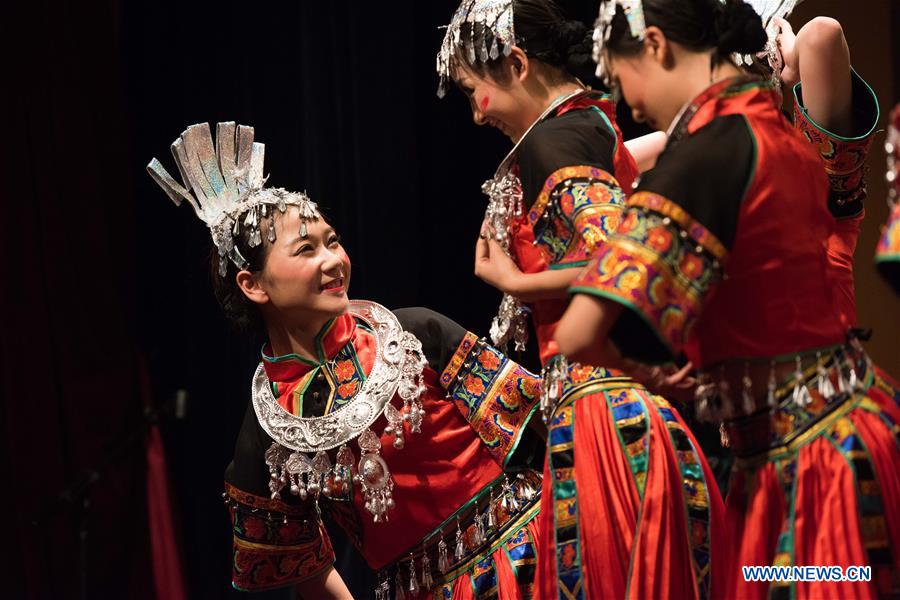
[3,1,898,599]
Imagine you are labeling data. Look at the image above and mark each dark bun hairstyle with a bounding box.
[557,19,597,82]
[605,0,766,62]
[715,0,768,55]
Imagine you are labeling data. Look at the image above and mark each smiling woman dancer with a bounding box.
[557,1,900,597]
[437,2,723,598]
[147,121,547,599]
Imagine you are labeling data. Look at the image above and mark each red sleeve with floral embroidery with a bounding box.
[523,166,627,269]
[225,483,334,591]
[792,69,879,220]
[440,333,541,466]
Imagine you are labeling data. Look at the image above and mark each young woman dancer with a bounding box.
[438,1,723,597]
[558,1,900,597]
[148,121,547,599]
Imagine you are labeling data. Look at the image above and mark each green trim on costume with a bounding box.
[313,317,338,362]
[773,456,800,600]
[792,68,880,142]
[826,410,896,590]
[549,260,590,271]
[260,344,319,367]
[438,503,541,582]
[548,402,583,600]
[348,343,367,383]
[568,285,676,365]
[502,545,518,579]
[502,402,541,469]
[318,365,338,416]
[587,103,618,156]
[609,389,650,501]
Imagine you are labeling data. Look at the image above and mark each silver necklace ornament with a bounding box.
[254,300,428,523]
[482,89,587,351]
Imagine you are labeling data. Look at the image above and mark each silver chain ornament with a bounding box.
[257,301,428,523]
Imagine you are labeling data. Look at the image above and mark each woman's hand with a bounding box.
[623,360,697,403]
[773,17,799,89]
[474,235,523,294]
[776,16,853,135]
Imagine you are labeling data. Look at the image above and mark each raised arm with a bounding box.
[475,109,627,301]
[779,16,879,223]
[776,16,853,136]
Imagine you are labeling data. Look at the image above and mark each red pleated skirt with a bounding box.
[722,378,900,599]
[533,380,725,599]
[435,516,542,600]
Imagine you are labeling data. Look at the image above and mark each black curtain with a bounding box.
[5,1,646,598]
[3,0,151,598]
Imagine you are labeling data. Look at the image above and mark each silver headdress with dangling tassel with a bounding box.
[728,0,804,82]
[593,1,647,82]
[147,122,321,277]
[436,0,516,98]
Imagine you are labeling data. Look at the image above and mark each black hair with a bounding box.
[455,0,597,85]
[209,220,269,336]
[605,0,767,63]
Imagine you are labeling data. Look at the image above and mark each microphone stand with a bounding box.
[30,391,187,600]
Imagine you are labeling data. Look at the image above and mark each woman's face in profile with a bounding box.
[454,58,533,143]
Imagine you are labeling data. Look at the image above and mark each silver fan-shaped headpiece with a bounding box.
[593,1,647,83]
[436,0,516,98]
[147,122,321,277]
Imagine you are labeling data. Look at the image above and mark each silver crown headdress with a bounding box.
[436,0,516,98]
[147,122,321,277]
[593,1,647,82]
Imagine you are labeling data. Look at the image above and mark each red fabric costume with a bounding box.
[572,76,900,599]
[793,71,900,409]
[501,91,723,600]
[224,308,544,598]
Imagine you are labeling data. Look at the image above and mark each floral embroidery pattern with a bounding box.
[792,74,877,219]
[443,337,541,466]
[571,192,727,358]
[226,483,333,591]
[527,165,626,268]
